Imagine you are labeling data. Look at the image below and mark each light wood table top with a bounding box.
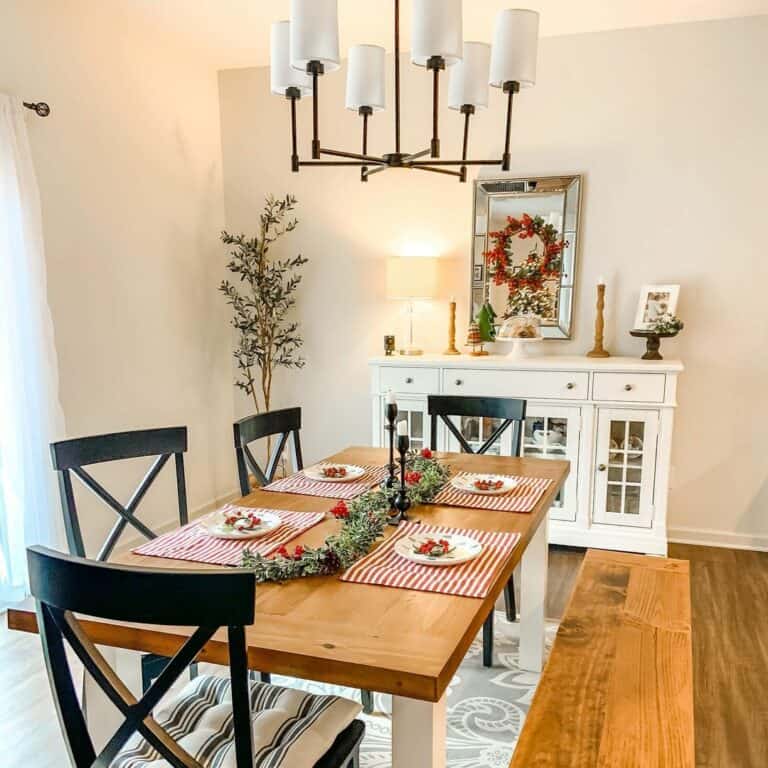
[510,548,694,767]
[8,446,568,703]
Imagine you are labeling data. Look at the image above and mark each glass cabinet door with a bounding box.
[593,409,658,528]
[523,405,580,522]
[381,396,429,452]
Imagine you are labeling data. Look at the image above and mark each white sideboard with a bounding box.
[369,354,683,555]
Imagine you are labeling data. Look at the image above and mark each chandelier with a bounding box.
[270,0,539,183]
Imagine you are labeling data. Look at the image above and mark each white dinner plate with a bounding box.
[450,473,518,496]
[203,510,282,540]
[303,463,367,483]
[394,533,483,567]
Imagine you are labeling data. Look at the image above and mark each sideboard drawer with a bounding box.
[442,369,589,400]
[380,366,440,394]
[593,372,666,403]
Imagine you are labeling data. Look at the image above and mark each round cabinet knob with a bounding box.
[455,379,463,386]
[405,377,413,384]
[598,464,607,471]
[566,382,575,390]
[624,384,634,391]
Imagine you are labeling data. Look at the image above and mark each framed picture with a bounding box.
[472,264,484,283]
[633,284,680,330]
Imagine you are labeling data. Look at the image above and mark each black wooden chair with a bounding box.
[234,407,304,495]
[428,395,527,668]
[27,546,365,768]
[49,427,194,692]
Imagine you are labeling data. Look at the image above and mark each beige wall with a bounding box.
[220,16,768,548]
[1,1,236,552]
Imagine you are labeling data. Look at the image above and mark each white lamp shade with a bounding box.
[411,0,463,66]
[386,257,438,300]
[448,42,491,110]
[290,0,340,73]
[271,22,312,96]
[346,45,386,111]
[489,9,539,88]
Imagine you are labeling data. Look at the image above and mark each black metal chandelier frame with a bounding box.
[284,0,521,183]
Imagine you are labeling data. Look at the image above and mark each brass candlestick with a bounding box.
[587,283,611,358]
[444,300,460,355]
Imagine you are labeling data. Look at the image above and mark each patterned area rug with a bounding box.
[272,613,559,768]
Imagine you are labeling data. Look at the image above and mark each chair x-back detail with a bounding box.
[234,408,303,495]
[28,546,256,768]
[50,427,189,562]
[428,395,527,667]
[28,547,365,768]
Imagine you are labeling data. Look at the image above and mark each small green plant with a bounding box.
[649,313,684,335]
[219,195,307,414]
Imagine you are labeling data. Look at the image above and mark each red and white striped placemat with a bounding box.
[262,465,389,500]
[340,521,521,598]
[430,472,553,513]
[132,505,326,566]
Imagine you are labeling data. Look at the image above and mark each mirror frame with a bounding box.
[470,174,583,340]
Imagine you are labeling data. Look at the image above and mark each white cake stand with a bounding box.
[495,336,543,360]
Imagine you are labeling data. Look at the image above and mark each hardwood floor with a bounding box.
[2,543,766,767]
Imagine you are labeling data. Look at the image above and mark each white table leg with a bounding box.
[83,647,143,751]
[519,515,549,672]
[391,693,447,768]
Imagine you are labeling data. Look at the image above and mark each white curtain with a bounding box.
[0,94,65,607]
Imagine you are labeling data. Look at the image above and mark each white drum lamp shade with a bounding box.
[271,22,312,96]
[346,45,386,111]
[411,0,463,66]
[489,9,539,88]
[290,0,340,73]
[386,257,438,300]
[448,42,491,110]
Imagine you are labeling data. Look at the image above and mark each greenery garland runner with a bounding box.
[240,449,451,583]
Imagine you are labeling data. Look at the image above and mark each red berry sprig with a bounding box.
[331,500,350,519]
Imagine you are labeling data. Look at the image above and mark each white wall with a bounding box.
[1,1,236,552]
[219,15,768,547]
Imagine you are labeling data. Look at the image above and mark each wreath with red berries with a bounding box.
[484,213,567,296]
[240,449,450,582]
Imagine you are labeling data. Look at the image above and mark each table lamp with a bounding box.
[386,256,438,355]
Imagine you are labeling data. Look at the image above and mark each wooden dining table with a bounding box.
[8,446,568,768]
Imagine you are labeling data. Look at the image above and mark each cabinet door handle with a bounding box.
[566,382,575,390]
[598,464,607,471]
[455,379,463,386]
[405,377,414,384]
[624,384,634,391]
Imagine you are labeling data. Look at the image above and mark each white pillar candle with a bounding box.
[346,45,386,112]
[489,9,539,88]
[448,42,490,110]
[386,390,396,405]
[597,275,606,286]
[411,0,463,66]
[270,21,312,96]
[290,0,340,73]
[397,420,408,436]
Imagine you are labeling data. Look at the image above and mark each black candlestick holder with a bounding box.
[385,402,398,490]
[389,432,411,525]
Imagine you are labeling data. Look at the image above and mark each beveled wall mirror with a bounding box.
[471,174,582,339]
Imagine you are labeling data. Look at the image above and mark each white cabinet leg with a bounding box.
[391,694,447,768]
[519,515,549,672]
[83,646,143,751]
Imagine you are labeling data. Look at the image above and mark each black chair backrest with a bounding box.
[27,545,256,768]
[233,408,303,495]
[428,395,527,456]
[50,427,188,562]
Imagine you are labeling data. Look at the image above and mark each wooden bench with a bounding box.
[511,549,694,767]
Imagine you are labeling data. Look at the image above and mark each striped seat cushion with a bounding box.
[111,675,362,768]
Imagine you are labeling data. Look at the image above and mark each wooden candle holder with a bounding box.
[587,283,610,358]
[444,300,461,355]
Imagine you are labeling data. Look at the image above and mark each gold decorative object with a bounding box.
[466,321,488,357]
[587,281,611,358]
[444,299,461,355]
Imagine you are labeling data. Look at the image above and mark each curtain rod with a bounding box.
[23,102,51,117]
